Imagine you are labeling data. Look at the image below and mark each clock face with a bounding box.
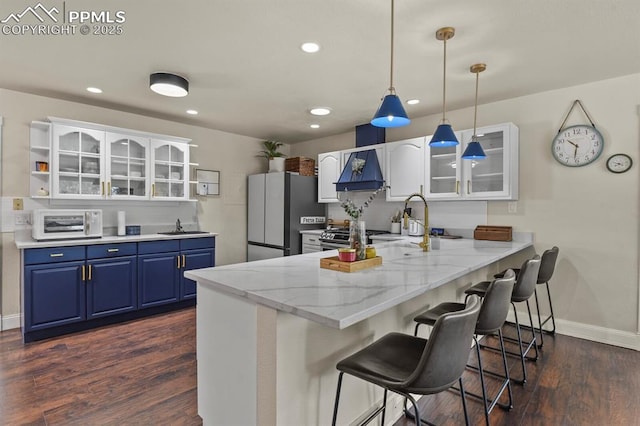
[551,125,604,167]
[606,154,632,173]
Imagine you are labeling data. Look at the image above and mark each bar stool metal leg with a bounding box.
[497,329,514,409]
[540,281,557,334]
[331,372,344,426]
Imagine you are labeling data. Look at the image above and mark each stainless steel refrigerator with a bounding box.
[247,172,326,261]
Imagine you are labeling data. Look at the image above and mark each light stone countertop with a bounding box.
[186,236,533,329]
[14,230,218,250]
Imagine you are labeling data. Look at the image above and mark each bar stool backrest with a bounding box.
[511,255,541,303]
[403,296,481,393]
[538,246,559,284]
[475,269,516,335]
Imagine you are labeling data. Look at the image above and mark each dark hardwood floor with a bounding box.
[0,308,638,425]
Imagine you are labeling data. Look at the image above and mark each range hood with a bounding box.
[335,150,385,192]
[335,124,386,192]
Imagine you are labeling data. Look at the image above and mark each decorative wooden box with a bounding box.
[285,157,316,176]
[320,256,382,273]
[474,225,513,242]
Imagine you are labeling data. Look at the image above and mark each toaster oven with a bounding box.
[32,209,103,241]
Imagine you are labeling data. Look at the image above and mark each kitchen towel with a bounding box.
[117,211,126,236]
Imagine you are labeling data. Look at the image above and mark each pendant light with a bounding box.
[429,27,458,147]
[461,63,487,159]
[371,0,410,128]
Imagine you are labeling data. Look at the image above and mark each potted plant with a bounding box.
[260,140,286,172]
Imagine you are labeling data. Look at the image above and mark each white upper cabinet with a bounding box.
[37,118,191,201]
[52,124,106,199]
[150,140,190,200]
[384,137,426,201]
[425,132,462,199]
[317,151,341,203]
[460,123,518,200]
[106,132,150,199]
[425,123,518,201]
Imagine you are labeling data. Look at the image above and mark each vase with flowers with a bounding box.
[339,186,386,260]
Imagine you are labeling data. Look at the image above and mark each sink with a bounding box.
[158,231,209,235]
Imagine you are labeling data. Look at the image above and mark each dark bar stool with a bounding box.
[465,256,541,384]
[495,246,559,347]
[331,296,482,426]
[413,270,516,426]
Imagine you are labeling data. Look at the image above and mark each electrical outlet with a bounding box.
[507,202,517,214]
[13,198,23,210]
[15,213,30,225]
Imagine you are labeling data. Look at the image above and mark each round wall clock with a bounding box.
[606,153,632,173]
[551,124,604,167]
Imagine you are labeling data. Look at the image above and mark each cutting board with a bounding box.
[320,256,382,273]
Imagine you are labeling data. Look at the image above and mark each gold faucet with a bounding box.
[404,193,429,251]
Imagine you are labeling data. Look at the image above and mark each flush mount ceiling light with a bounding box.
[149,72,189,97]
[310,124,320,129]
[430,27,459,147]
[462,63,488,160]
[371,0,410,128]
[301,42,320,53]
[309,107,331,116]
[86,87,102,94]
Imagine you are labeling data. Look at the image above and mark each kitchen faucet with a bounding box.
[403,193,429,251]
[176,219,183,232]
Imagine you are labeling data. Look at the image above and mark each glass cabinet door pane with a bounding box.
[170,145,184,163]
[429,146,457,195]
[59,175,80,194]
[59,132,80,151]
[469,130,504,193]
[155,145,170,162]
[81,132,101,154]
[59,152,80,173]
[80,177,101,195]
[170,182,184,198]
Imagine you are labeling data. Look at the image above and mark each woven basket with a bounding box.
[285,157,316,176]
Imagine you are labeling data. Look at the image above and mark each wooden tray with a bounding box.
[320,256,382,273]
[474,225,513,241]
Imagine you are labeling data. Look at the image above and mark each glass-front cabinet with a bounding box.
[425,123,518,200]
[52,125,105,199]
[106,133,149,199]
[150,140,189,200]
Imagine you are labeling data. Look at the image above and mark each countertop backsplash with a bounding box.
[1,196,199,235]
[327,192,487,232]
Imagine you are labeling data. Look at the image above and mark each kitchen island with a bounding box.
[186,236,533,425]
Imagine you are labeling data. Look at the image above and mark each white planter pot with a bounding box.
[269,157,286,172]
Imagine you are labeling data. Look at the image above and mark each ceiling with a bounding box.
[1,0,639,143]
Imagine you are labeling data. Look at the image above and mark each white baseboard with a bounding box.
[506,310,640,351]
[1,313,21,331]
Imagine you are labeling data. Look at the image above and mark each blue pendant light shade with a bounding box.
[462,63,487,160]
[371,0,410,128]
[371,93,410,127]
[430,123,459,147]
[429,27,458,147]
[461,141,486,159]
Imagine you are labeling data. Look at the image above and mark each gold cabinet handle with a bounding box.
[455,180,460,195]
[88,265,92,280]
[107,248,119,253]
[467,180,471,194]
[420,184,423,195]
[82,265,86,281]
[101,181,105,196]
[182,255,186,268]
[50,253,64,258]
[152,183,156,197]
[108,182,112,197]
[176,255,180,268]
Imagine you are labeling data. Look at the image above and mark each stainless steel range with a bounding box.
[319,228,389,250]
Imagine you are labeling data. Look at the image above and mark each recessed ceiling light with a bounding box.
[309,107,331,116]
[407,99,420,105]
[87,87,102,94]
[301,42,320,53]
[310,124,320,129]
[186,109,198,115]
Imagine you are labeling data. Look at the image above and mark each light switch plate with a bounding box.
[507,202,517,213]
[13,198,23,210]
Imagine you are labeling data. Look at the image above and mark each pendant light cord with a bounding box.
[389,0,395,92]
[472,69,479,139]
[441,37,447,122]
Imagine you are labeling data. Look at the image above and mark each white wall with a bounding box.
[0,88,290,320]
[292,73,640,339]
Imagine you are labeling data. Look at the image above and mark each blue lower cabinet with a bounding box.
[24,260,86,331]
[87,256,137,319]
[138,240,181,308]
[181,249,215,299]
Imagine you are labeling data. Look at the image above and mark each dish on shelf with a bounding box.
[59,167,78,173]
